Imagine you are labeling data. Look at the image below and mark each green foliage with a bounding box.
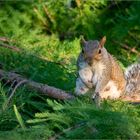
[0,0,140,139]
[97,1,140,65]
[28,99,140,139]
[34,0,107,39]
[14,105,26,130]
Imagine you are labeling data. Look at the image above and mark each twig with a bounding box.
[7,80,27,102]
[113,40,140,56]
[3,80,28,110]
[0,36,15,43]
[0,37,68,67]
[43,5,54,24]
[0,40,67,67]
[128,32,138,42]
[49,122,86,140]
[0,42,20,52]
[0,37,10,42]
[33,7,52,34]
[7,80,17,95]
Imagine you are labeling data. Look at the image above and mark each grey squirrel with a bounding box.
[75,36,140,100]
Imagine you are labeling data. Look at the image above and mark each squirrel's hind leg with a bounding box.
[99,80,121,99]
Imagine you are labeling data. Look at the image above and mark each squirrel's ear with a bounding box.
[80,36,86,47]
[99,36,106,48]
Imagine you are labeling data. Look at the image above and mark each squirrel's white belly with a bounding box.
[100,80,121,99]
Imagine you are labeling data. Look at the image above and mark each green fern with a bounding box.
[14,105,26,130]
[28,99,140,139]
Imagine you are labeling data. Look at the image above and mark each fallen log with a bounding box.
[0,69,75,100]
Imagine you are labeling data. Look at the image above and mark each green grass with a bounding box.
[0,1,140,139]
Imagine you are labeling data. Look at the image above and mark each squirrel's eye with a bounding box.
[98,49,101,54]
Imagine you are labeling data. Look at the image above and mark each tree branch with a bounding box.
[0,69,75,100]
[0,37,10,42]
[113,40,140,56]
[0,42,20,52]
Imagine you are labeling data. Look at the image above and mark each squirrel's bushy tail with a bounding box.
[125,63,140,95]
